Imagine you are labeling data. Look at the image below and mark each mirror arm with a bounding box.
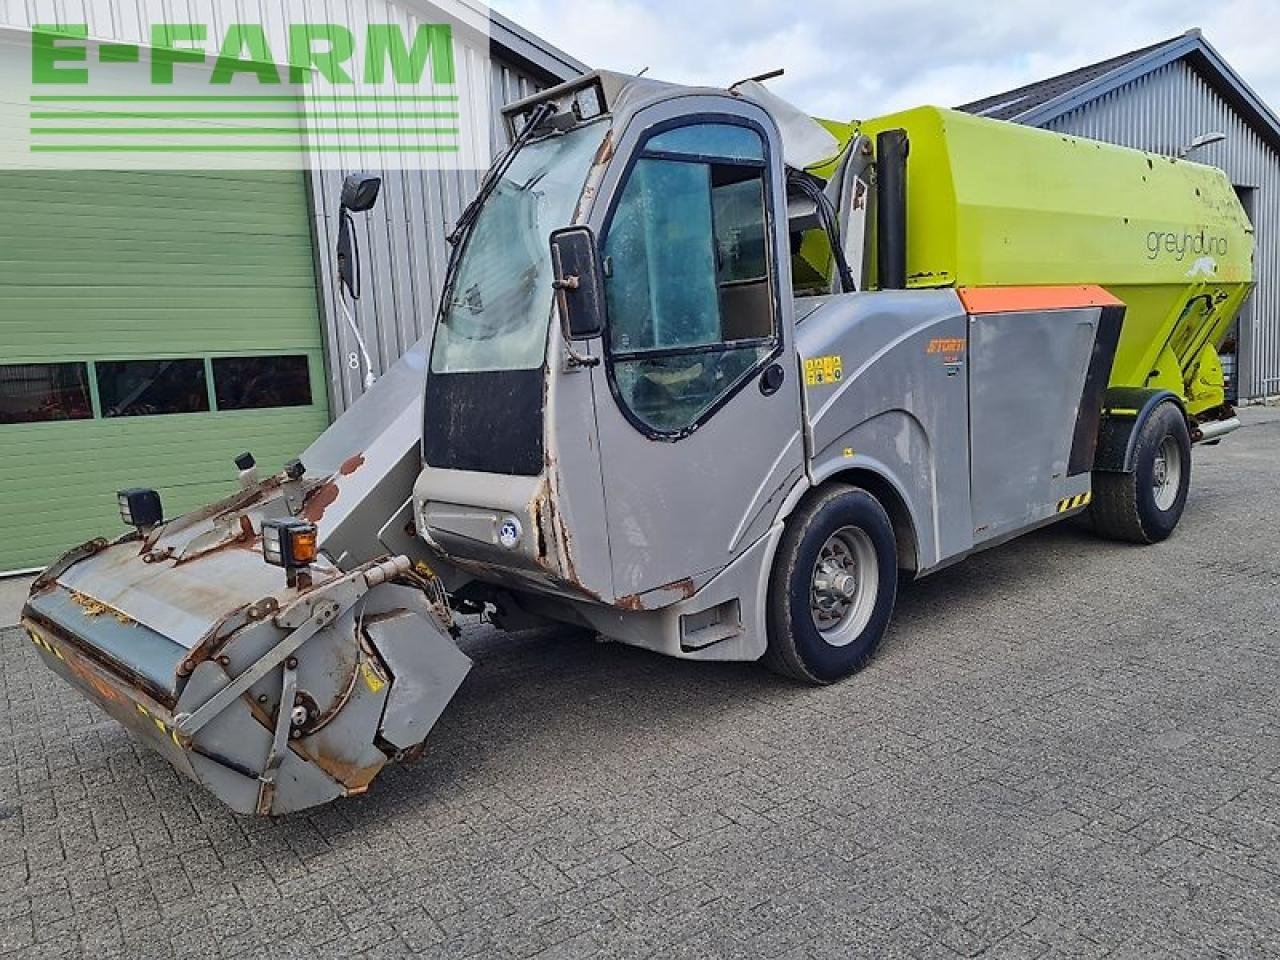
[558,302,601,368]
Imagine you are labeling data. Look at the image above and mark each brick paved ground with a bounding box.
[2,407,1280,960]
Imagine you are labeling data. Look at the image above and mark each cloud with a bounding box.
[491,0,1280,121]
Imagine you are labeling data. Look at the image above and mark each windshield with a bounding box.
[431,122,608,374]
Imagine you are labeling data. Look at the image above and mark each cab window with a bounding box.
[602,122,776,434]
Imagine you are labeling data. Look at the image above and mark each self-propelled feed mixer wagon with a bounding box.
[20,71,1254,815]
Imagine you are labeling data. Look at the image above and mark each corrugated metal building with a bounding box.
[960,29,1280,400]
[0,5,583,573]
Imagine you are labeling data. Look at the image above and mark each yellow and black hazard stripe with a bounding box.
[25,626,64,661]
[136,703,184,749]
[1057,492,1093,514]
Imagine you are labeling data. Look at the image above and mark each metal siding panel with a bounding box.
[969,308,1098,542]
[1044,61,1280,398]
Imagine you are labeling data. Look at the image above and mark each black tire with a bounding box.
[764,485,898,685]
[1090,402,1192,544]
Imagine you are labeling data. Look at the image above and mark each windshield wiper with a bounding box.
[447,102,556,248]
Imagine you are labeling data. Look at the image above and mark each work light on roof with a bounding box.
[262,518,319,587]
[117,488,162,531]
[573,84,603,122]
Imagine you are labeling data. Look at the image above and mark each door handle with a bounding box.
[760,363,786,396]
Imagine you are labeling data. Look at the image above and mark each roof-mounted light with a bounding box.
[573,84,603,122]
[262,518,318,588]
[500,75,610,142]
[117,488,163,532]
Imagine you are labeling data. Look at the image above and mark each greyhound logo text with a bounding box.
[1146,229,1229,262]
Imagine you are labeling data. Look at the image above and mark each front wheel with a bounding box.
[1091,401,1192,544]
[764,485,898,685]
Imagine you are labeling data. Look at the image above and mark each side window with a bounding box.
[213,356,313,410]
[96,359,209,418]
[0,363,92,424]
[603,122,776,434]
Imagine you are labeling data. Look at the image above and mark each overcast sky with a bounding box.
[490,0,1280,121]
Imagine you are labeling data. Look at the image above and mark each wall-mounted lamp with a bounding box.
[1178,131,1227,158]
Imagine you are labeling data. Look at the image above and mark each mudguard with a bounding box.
[1093,387,1183,473]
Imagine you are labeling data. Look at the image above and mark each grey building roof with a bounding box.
[489,7,587,83]
[392,0,587,84]
[957,29,1280,154]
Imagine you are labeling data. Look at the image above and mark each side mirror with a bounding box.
[341,172,382,212]
[549,226,605,341]
[337,173,382,299]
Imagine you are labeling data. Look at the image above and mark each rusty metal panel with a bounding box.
[1041,60,1280,399]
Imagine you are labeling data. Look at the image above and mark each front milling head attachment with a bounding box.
[22,554,472,816]
[20,337,463,816]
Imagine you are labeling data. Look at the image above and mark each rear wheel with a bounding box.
[764,485,898,684]
[1091,402,1192,544]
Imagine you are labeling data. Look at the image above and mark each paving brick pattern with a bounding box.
[3,408,1280,959]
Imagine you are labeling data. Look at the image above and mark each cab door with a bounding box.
[586,105,806,602]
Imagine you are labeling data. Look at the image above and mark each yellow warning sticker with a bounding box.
[360,659,387,694]
[804,355,844,387]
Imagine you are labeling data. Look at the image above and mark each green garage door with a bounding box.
[0,170,330,574]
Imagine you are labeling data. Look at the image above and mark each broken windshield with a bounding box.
[431,122,608,374]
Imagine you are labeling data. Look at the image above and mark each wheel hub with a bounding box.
[1152,434,1182,511]
[1153,457,1168,487]
[809,526,879,646]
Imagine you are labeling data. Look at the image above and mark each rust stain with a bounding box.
[28,613,173,709]
[339,453,365,477]
[617,577,696,612]
[669,577,696,600]
[244,697,385,793]
[532,498,549,562]
[592,129,615,166]
[554,513,580,586]
[300,482,339,523]
[310,752,385,792]
[75,661,130,713]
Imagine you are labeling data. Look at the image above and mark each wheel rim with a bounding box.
[809,525,879,647]
[1152,434,1183,511]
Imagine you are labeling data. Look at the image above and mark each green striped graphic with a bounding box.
[30,144,461,153]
